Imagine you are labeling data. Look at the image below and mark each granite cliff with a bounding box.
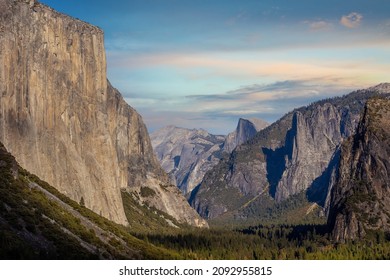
[223,118,268,153]
[0,0,206,227]
[151,118,267,195]
[328,98,390,241]
[191,84,390,222]
[151,126,225,195]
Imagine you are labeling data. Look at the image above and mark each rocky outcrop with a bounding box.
[191,84,390,221]
[0,0,207,228]
[274,104,342,202]
[151,126,225,195]
[223,118,269,153]
[328,98,390,241]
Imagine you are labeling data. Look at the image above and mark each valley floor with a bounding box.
[134,225,390,260]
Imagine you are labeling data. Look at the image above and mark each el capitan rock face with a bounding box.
[328,98,390,241]
[0,0,206,228]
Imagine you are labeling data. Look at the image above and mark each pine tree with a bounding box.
[79,196,85,207]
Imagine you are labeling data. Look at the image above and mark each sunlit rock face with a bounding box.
[191,84,390,220]
[223,118,269,154]
[0,0,207,228]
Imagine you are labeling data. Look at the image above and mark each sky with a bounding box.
[39,0,390,134]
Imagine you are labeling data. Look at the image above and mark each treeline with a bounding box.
[135,224,390,260]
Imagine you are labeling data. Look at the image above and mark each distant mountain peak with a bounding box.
[151,117,268,195]
[151,126,225,194]
[223,118,269,153]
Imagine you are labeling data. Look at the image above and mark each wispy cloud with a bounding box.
[135,79,359,133]
[304,20,333,31]
[109,50,388,87]
[186,80,354,105]
[340,12,363,28]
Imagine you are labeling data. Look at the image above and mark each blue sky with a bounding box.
[40,0,390,134]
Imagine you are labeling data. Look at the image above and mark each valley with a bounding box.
[1,0,390,260]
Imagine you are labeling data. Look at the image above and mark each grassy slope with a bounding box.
[0,143,179,259]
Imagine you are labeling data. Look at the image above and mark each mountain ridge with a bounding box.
[191,83,390,222]
[151,125,226,195]
[151,118,268,195]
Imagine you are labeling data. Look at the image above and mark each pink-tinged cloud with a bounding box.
[110,50,389,88]
[304,20,333,31]
[340,12,363,28]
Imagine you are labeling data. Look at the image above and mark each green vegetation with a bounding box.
[2,141,390,260]
[121,191,183,234]
[0,145,98,259]
[140,186,156,197]
[135,224,390,260]
[0,143,179,259]
[200,191,325,229]
[79,196,85,206]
